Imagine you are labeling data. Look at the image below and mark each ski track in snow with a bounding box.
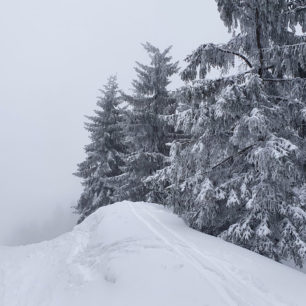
[129,203,288,306]
[128,203,237,305]
[141,204,288,306]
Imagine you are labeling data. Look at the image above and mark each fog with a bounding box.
[0,0,229,245]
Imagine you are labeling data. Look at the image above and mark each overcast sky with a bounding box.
[0,0,229,245]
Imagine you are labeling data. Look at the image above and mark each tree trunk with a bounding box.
[255,8,264,78]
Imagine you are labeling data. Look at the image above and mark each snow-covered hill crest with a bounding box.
[1,201,306,306]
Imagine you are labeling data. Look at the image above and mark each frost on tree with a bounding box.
[122,42,179,202]
[74,76,127,222]
[160,0,306,267]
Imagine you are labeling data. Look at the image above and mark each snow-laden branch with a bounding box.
[214,47,253,68]
[182,44,253,81]
[260,42,306,52]
[285,5,306,13]
[262,77,306,82]
[210,144,256,172]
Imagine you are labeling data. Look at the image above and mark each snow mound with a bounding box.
[1,201,306,306]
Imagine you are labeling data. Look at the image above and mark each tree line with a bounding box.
[75,0,306,267]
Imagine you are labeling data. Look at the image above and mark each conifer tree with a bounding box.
[74,76,126,222]
[159,0,306,266]
[122,42,179,202]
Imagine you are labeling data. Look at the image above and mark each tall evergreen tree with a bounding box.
[155,0,306,266]
[74,76,126,222]
[122,42,179,202]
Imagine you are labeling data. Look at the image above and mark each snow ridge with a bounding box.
[1,201,306,306]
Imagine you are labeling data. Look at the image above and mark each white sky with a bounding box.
[0,0,229,245]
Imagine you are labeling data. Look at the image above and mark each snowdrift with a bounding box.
[1,201,306,306]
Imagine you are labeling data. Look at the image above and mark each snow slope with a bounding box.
[1,201,306,306]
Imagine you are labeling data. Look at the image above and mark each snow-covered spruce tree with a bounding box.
[121,42,179,202]
[74,76,127,222]
[155,1,306,266]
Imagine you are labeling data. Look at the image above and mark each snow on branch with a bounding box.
[262,77,306,82]
[182,44,252,81]
[285,5,306,13]
[210,144,256,172]
[179,73,248,102]
[260,42,306,51]
[215,47,253,68]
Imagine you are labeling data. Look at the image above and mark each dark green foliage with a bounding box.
[121,42,179,202]
[159,0,306,267]
[75,2,306,268]
[74,76,127,222]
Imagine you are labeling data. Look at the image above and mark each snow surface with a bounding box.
[1,201,306,306]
